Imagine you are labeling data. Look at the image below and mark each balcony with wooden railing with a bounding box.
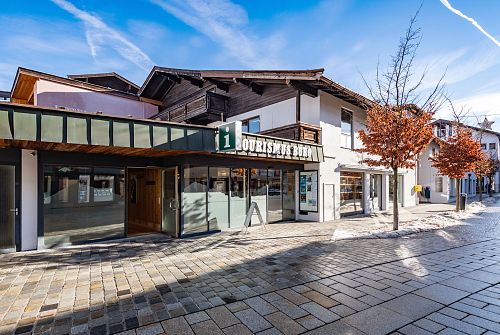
[164,91,228,124]
[259,122,322,144]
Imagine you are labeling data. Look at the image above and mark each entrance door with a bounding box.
[127,168,162,236]
[0,165,17,251]
[162,167,179,237]
[370,174,382,211]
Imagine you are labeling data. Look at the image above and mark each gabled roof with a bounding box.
[139,67,374,109]
[68,72,140,94]
[433,118,500,138]
[10,67,140,104]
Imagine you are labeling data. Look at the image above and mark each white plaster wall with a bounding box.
[417,142,450,203]
[35,79,158,119]
[21,149,38,251]
[226,98,296,130]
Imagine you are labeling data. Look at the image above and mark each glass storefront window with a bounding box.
[267,169,282,223]
[208,167,229,231]
[340,171,363,216]
[182,166,208,235]
[250,169,268,223]
[43,166,125,247]
[230,168,248,228]
[282,170,296,221]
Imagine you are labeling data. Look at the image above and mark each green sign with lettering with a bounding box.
[217,121,242,152]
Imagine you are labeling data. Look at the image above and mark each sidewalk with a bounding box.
[329,196,499,240]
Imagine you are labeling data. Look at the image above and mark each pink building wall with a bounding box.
[35,79,158,119]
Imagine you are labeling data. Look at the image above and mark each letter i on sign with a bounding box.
[224,127,230,148]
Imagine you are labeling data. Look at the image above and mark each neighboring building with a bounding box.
[418,119,500,203]
[0,66,418,253]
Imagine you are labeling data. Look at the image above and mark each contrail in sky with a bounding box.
[440,0,499,47]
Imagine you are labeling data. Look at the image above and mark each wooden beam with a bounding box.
[233,78,263,95]
[179,75,204,88]
[286,79,318,97]
[139,96,163,106]
[204,78,230,92]
[161,73,181,84]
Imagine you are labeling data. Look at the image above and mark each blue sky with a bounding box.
[1,0,499,129]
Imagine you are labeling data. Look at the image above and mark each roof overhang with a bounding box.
[139,67,374,109]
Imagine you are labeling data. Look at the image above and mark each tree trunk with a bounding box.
[479,176,483,202]
[393,168,399,230]
[456,178,460,212]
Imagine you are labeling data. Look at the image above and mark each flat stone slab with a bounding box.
[343,305,413,335]
[380,293,443,320]
[304,320,365,335]
[441,276,491,293]
[413,284,469,305]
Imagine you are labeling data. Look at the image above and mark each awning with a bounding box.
[0,102,323,163]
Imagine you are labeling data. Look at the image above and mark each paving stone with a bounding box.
[427,313,484,335]
[222,323,253,335]
[264,312,305,335]
[381,293,443,320]
[296,315,325,330]
[304,320,365,335]
[243,297,277,316]
[441,276,491,293]
[451,301,500,322]
[255,327,283,335]
[135,324,164,335]
[302,290,338,308]
[414,318,446,333]
[276,289,310,305]
[190,320,224,335]
[234,308,272,333]
[269,298,308,319]
[399,324,435,335]
[161,317,194,335]
[300,302,340,323]
[344,305,413,335]
[462,270,500,285]
[226,301,249,313]
[463,315,500,333]
[413,284,469,305]
[206,306,240,329]
[330,293,369,311]
[184,311,210,325]
[329,304,356,317]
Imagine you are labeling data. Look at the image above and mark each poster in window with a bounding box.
[299,171,318,212]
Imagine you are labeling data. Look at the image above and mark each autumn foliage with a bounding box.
[357,104,434,230]
[357,104,434,170]
[430,125,482,210]
[473,152,499,200]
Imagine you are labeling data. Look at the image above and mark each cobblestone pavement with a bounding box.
[1,203,499,335]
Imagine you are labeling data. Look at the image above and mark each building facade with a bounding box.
[0,66,418,253]
[418,119,500,204]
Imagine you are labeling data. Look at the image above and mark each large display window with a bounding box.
[43,166,125,247]
[340,171,363,216]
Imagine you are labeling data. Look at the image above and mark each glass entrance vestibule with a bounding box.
[181,165,296,236]
[39,159,299,246]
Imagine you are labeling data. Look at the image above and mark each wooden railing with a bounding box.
[260,122,322,144]
[166,91,228,123]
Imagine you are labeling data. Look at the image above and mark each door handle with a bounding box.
[9,208,18,215]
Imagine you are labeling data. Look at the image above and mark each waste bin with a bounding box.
[459,193,467,210]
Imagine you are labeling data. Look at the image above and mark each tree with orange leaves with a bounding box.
[357,105,434,229]
[474,151,495,201]
[358,9,443,230]
[430,125,482,211]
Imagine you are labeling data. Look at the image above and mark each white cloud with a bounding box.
[439,0,500,47]
[151,0,284,68]
[51,0,154,71]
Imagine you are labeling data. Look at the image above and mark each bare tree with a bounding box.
[358,8,446,229]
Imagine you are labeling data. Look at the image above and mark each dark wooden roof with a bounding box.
[68,72,140,94]
[139,67,374,109]
[0,91,10,99]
